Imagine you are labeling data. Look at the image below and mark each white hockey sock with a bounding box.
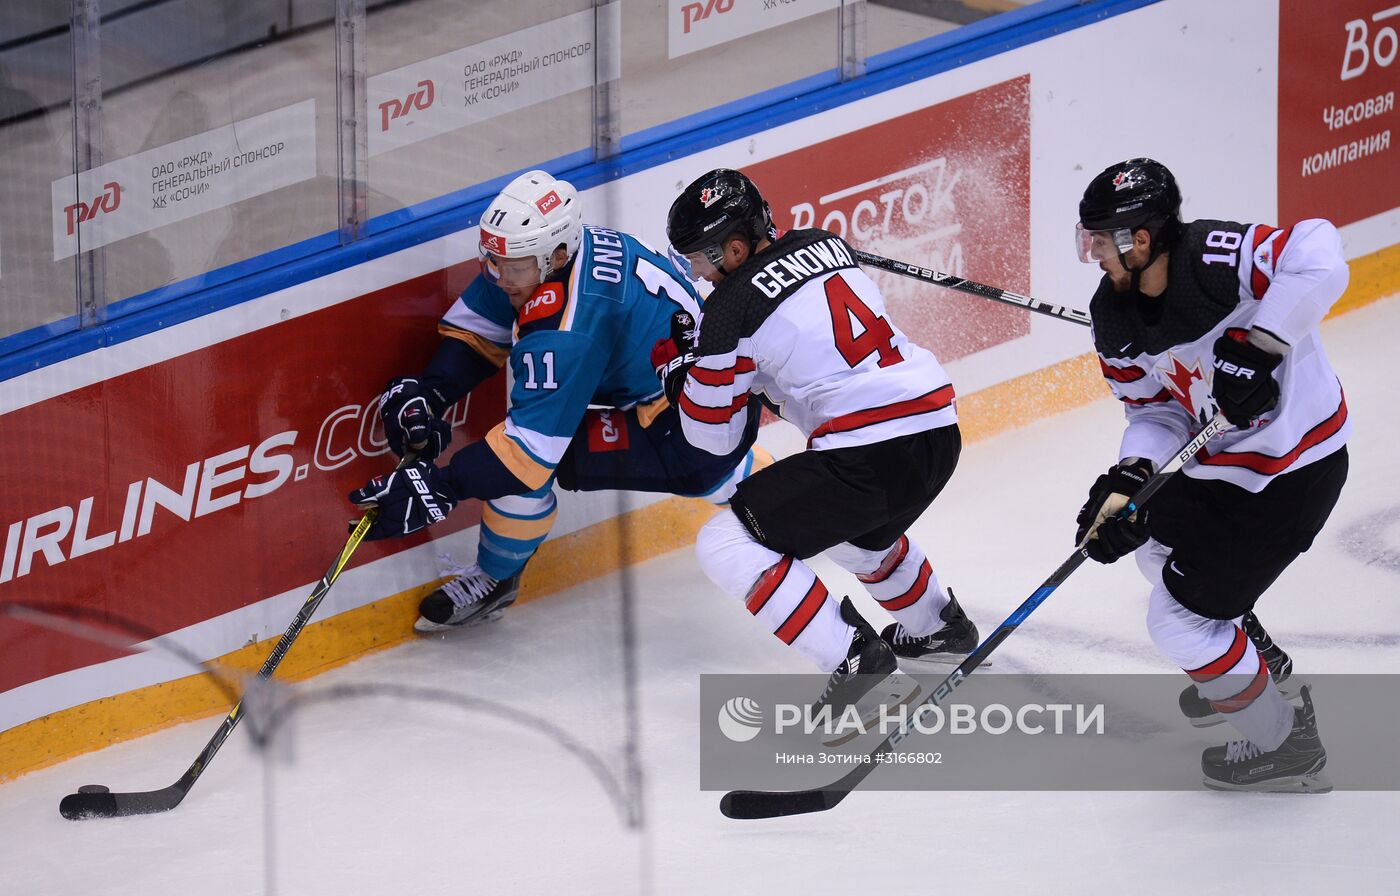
[827,536,949,637]
[696,510,851,672]
[1146,581,1293,750]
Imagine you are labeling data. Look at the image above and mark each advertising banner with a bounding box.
[743,76,1032,362]
[368,3,621,157]
[0,261,503,703]
[668,0,839,58]
[50,100,318,261]
[1279,0,1399,225]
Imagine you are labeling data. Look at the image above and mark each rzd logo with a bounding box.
[598,410,621,444]
[379,79,436,132]
[64,182,121,235]
[682,0,734,33]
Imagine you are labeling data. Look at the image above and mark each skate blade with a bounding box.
[412,609,507,635]
[893,652,987,669]
[1203,770,1333,794]
[822,673,923,748]
[1188,714,1229,729]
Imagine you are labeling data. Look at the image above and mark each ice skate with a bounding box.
[1179,612,1300,727]
[820,670,922,748]
[1201,686,1331,793]
[415,565,521,633]
[879,590,979,667]
[812,597,898,719]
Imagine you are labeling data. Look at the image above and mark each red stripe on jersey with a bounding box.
[1199,393,1347,475]
[1122,388,1172,406]
[807,384,955,446]
[877,560,931,612]
[1187,626,1248,682]
[1208,653,1271,714]
[690,357,756,387]
[745,556,794,615]
[1099,358,1147,383]
[1250,226,1278,300]
[857,536,909,584]
[775,579,829,645]
[680,390,750,425]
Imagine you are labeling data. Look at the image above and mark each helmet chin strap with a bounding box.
[1117,231,1168,294]
[711,234,757,279]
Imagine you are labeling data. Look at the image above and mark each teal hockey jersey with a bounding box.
[439,225,704,488]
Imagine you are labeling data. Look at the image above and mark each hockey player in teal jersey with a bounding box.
[349,170,768,632]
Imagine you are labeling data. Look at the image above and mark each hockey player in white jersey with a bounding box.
[656,168,979,713]
[1072,158,1349,792]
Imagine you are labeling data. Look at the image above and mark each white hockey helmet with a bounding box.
[478,170,583,281]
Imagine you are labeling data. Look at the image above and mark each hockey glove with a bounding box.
[1210,328,1282,428]
[379,376,452,461]
[1075,459,1153,564]
[348,462,457,540]
[651,310,701,405]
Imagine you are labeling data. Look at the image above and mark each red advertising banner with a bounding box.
[1279,0,1400,226]
[745,75,1032,362]
[0,261,503,695]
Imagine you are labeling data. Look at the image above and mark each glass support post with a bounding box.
[839,0,867,83]
[336,0,369,244]
[593,0,621,162]
[72,0,106,328]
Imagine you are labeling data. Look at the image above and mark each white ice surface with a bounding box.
[4,298,1399,895]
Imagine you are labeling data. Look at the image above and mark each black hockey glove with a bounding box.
[348,461,457,540]
[379,376,452,461]
[1075,459,1153,564]
[1210,328,1282,428]
[650,310,701,405]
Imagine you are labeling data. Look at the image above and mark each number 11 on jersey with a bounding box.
[522,351,558,390]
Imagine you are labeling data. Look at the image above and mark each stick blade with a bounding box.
[60,786,185,820]
[720,787,845,820]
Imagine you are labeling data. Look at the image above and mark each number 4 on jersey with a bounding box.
[825,274,903,369]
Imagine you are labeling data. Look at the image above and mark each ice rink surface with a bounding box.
[4,297,1398,895]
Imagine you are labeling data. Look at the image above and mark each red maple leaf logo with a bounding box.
[1161,353,1208,416]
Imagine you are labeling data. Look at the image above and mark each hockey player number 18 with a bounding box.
[825,274,904,369]
[1202,230,1243,267]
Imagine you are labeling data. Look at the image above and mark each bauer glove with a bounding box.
[379,376,453,462]
[1210,328,1282,428]
[1075,459,1153,564]
[349,461,457,540]
[651,310,701,405]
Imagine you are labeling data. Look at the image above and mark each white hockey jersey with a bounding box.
[1091,218,1350,493]
[678,229,957,456]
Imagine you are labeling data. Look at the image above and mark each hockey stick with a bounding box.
[852,250,1092,327]
[58,463,404,820]
[720,415,1230,819]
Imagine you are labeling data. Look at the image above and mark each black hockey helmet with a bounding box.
[666,169,775,280]
[1076,158,1182,266]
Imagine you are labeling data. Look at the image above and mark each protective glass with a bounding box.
[669,243,725,282]
[1075,223,1135,263]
